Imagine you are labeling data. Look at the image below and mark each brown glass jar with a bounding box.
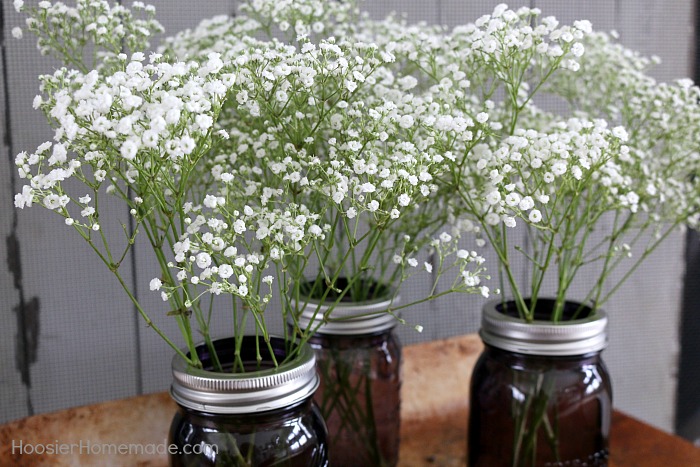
[468,299,612,467]
[292,295,402,467]
[169,336,329,467]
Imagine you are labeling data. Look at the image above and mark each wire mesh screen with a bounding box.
[0,0,695,440]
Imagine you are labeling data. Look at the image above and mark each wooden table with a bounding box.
[1,334,698,466]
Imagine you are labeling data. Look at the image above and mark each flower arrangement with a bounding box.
[12,0,490,371]
[12,2,700,466]
[448,12,700,321]
[14,0,699,355]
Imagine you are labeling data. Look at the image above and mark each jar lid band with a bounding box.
[171,336,319,414]
[480,299,608,356]
[289,295,400,335]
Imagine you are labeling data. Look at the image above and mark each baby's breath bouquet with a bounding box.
[13,0,490,373]
[404,4,699,466]
[420,6,700,322]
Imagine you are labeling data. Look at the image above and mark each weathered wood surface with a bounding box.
[1,335,699,466]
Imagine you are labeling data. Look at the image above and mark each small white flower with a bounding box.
[529,209,543,223]
[571,166,583,180]
[14,185,33,208]
[571,43,585,57]
[479,286,490,298]
[398,194,410,206]
[218,264,233,279]
[309,224,323,236]
[43,194,60,210]
[398,115,415,129]
[518,196,535,211]
[367,200,379,212]
[149,278,162,291]
[574,20,592,33]
[486,190,501,205]
[120,139,139,160]
[552,161,567,176]
[196,252,212,269]
[11,27,22,39]
[485,212,500,226]
[612,126,629,141]
[407,258,418,267]
[203,195,221,209]
[360,182,376,193]
[505,192,521,207]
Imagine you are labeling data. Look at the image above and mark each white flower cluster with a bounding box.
[158,28,491,306]
[465,118,631,229]
[16,0,699,345]
[547,30,700,229]
[440,7,700,319]
[146,0,498,316]
[15,50,235,234]
[15,0,162,74]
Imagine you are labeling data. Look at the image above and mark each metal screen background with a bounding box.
[0,0,694,439]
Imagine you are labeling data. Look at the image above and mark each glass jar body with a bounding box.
[169,398,328,467]
[308,330,402,467]
[469,345,612,467]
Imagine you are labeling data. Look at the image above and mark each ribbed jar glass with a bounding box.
[468,299,612,467]
[291,293,402,467]
[168,336,329,467]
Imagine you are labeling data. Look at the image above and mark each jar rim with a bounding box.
[288,293,400,336]
[170,336,319,414]
[480,298,608,356]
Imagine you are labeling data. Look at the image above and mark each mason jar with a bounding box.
[292,293,402,467]
[469,299,612,467]
[169,336,329,466]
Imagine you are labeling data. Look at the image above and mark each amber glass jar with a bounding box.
[468,299,612,467]
[169,336,329,467]
[292,294,402,467]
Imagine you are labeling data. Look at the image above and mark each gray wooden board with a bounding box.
[1,0,139,422]
[618,0,695,83]
[602,0,693,433]
[0,9,30,423]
